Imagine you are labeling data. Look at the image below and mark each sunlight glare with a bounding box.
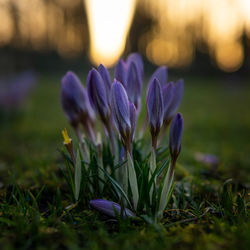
[85,0,136,67]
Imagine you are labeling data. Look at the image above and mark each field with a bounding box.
[0,73,249,250]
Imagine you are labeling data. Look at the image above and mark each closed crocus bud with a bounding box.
[129,102,137,141]
[149,66,168,87]
[126,52,144,76]
[87,68,110,124]
[169,113,184,160]
[97,64,111,105]
[61,71,95,127]
[114,59,128,87]
[111,80,131,148]
[90,199,135,218]
[165,79,184,123]
[147,78,164,148]
[163,82,174,122]
[126,61,143,110]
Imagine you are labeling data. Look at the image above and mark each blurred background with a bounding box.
[0,0,250,73]
[0,0,249,185]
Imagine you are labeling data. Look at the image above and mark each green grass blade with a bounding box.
[74,150,82,201]
[127,153,139,210]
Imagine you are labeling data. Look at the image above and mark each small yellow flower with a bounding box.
[62,128,72,145]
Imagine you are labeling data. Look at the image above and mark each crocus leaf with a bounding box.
[74,150,82,201]
[127,153,139,210]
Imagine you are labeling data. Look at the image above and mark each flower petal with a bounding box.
[87,68,110,120]
[111,80,131,135]
[129,102,137,140]
[126,52,144,76]
[98,64,111,104]
[90,199,135,218]
[114,59,128,87]
[126,61,142,110]
[169,113,184,159]
[149,66,168,87]
[147,78,164,133]
[61,71,95,125]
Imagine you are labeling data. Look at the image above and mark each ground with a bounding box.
[0,73,249,249]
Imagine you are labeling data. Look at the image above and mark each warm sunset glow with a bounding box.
[139,0,250,71]
[0,0,249,71]
[84,0,136,67]
[215,42,244,72]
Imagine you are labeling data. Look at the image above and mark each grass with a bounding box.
[0,73,249,249]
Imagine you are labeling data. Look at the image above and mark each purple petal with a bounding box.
[111,80,131,136]
[129,102,137,140]
[97,64,111,104]
[167,79,184,120]
[61,71,95,125]
[87,68,110,120]
[119,145,126,163]
[163,82,174,121]
[149,66,168,87]
[169,113,184,159]
[114,59,128,87]
[126,53,144,76]
[90,199,136,218]
[126,61,143,110]
[147,78,164,133]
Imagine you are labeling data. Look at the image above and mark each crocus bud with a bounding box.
[90,199,135,218]
[61,71,95,127]
[126,61,143,110]
[147,78,164,148]
[165,79,184,123]
[111,80,131,148]
[126,52,144,76]
[169,113,184,160]
[162,82,174,122]
[114,59,128,87]
[129,102,137,140]
[97,64,111,105]
[87,68,110,124]
[149,66,168,87]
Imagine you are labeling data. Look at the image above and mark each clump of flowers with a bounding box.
[60,53,184,222]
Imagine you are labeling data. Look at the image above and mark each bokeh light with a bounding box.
[0,0,250,71]
[84,0,136,67]
[138,0,250,71]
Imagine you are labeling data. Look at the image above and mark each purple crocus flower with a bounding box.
[149,66,168,87]
[126,61,143,110]
[129,102,137,140]
[169,113,184,160]
[61,71,95,127]
[147,78,164,148]
[87,68,110,124]
[114,59,128,88]
[126,52,144,76]
[162,82,174,121]
[165,79,184,123]
[111,80,131,149]
[90,199,135,218]
[97,64,111,105]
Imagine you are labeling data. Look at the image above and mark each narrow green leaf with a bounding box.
[102,168,132,209]
[158,162,174,217]
[74,150,82,201]
[127,153,139,210]
[149,147,156,204]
